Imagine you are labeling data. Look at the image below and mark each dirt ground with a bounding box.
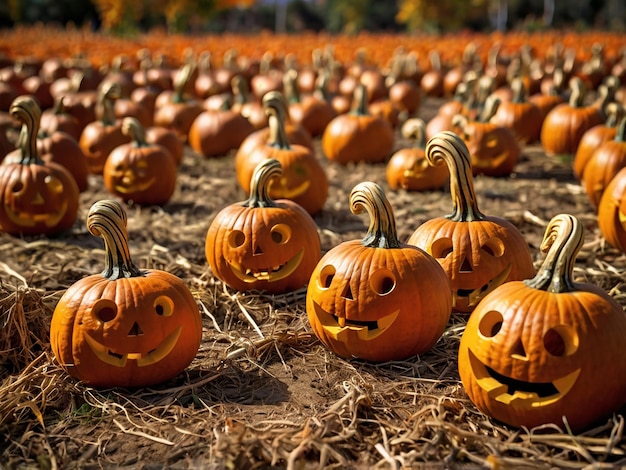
[1,96,626,469]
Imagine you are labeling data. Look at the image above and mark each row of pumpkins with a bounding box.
[1,47,626,436]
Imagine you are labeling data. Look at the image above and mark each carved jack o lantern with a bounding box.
[306,182,451,362]
[0,95,79,236]
[458,214,626,432]
[50,200,202,388]
[407,131,534,314]
[206,159,321,294]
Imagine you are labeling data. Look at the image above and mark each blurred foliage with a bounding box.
[0,0,623,34]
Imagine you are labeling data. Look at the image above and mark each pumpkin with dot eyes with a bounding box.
[306,181,451,362]
[50,200,202,388]
[458,214,626,432]
[206,158,321,294]
[235,91,328,216]
[0,95,79,235]
[386,118,449,191]
[103,117,177,206]
[407,131,534,314]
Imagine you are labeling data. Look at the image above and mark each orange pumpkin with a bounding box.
[386,118,449,191]
[597,165,626,252]
[490,77,542,144]
[458,214,626,432]
[306,181,451,362]
[50,200,202,388]
[0,95,79,235]
[205,158,321,294]
[407,131,534,314]
[235,91,328,216]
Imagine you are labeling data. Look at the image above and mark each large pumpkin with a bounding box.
[458,214,626,432]
[597,165,626,252]
[0,95,79,235]
[205,158,321,294]
[50,200,202,388]
[407,131,534,314]
[306,181,451,362]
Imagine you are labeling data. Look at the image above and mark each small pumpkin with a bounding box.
[407,131,534,314]
[205,158,321,294]
[540,77,604,159]
[597,165,626,252]
[79,82,130,175]
[386,118,449,191]
[0,95,79,235]
[321,83,394,165]
[490,77,542,144]
[235,91,328,216]
[103,117,177,206]
[458,214,626,432]
[453,96,521,177]
[50,200,202,388]
[306,181,451,362]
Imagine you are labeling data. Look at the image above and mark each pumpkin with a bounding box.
[407,131,534,314]
[386,118,449,191]
[231,75,268,131]
[153,63,204,142]
[490,77,542,144]
[205,158,321,294]
[420,50,445,98]
[458,214,626,432]
[582,115,626,209]
[50,199,202,388]
[79,82,130,175]
[189,99,255,159]
[573,102,624,182]
[540,77,604,159]
[321,83,394,165]
[306,181,451,362]
[235,91,328,216]
[453,96,521,177]
[0,95,79,235]
[40,96,83,142]
[597,165,626,252]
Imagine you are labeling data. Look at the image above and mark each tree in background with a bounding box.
[396,0,490,32]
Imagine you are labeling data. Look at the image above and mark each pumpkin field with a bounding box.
[2,26,626,468]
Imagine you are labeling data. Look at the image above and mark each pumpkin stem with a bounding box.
[282,68,301,104]
[263,91,291,150]
[243,159,281,208]
[9,95,43,165]
[425,131,484,222]
[477,94,500,122]
[121,117,147,147]
[231,75,250,106]
[350,83,369,116]
[350,182,401,249]
[98,82,121,126]
[172,63,194,103]
[87,200,143,280]
[614,115,626,143]
[524,214,583,293]
[604,102,624,128]
[401,118,426,149]
[568,77,585,108]
[510,77,527,104]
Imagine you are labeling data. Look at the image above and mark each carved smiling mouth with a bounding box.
[113,178,157,194]
[6,201,68,227]
[468,349,580,407]
[311,302,399,341]
[84,326,182,367]
[228,249,304,282]
[270,180,310,199]
[454,264,512,308]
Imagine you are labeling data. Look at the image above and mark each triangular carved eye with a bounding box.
[460,256,473,272]
[342,284,354,300]
[511,338,527,359]
[431,237,453,259]
[128,322,144,337]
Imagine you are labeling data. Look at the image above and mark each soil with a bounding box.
[1,96,626,469]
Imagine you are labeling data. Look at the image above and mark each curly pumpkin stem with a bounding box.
[426,131,484,222]
[568,77,586,108]
[244,158,281,209]
[9,95,43,165]
[173,63,195,103]
[98,81,121,126]
[87,200,143,280]
[524,213,583,293]
[263,91,291,150]
[401,118,426,148]
[121,116,147,147]
[350,181,401,249]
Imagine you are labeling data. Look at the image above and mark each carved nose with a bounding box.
[128,322,144,337]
